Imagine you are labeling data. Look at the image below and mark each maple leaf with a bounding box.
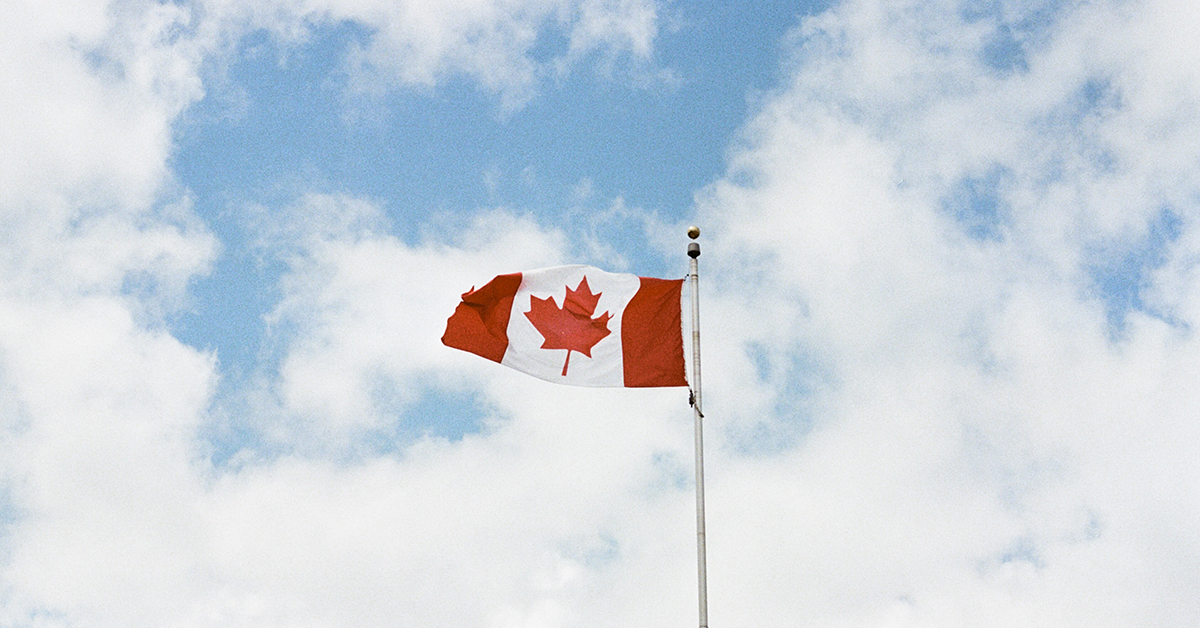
[524,276,613,376]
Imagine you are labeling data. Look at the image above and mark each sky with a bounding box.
[3,0,1200,626]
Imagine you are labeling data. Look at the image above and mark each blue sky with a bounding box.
[170,1,811,380]
[4,0,1200,626]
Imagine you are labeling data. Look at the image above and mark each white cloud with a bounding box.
[692,0,1200,624]
[0,294,217,626]
[198,0,659,109]
[194,378,696,626]
[0,2,219,625]
[0,1,201,216]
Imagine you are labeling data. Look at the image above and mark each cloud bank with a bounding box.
[696,0,1200,624]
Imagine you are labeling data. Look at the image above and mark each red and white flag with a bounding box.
[442,265,687,387]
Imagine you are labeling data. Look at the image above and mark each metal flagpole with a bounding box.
[686,225,708,628]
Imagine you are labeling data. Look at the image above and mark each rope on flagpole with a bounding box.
[687,225,708,628]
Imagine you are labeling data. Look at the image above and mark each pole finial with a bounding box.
[687,225,701,240]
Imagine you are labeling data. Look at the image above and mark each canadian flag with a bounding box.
[442,265,687,387]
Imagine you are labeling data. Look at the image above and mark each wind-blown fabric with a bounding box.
[442,265,687,387]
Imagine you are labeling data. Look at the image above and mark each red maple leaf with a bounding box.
[524,276,612,376]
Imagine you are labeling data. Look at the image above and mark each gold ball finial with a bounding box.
[687,225,701,239]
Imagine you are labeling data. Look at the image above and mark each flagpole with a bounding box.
[687,225,708,628]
